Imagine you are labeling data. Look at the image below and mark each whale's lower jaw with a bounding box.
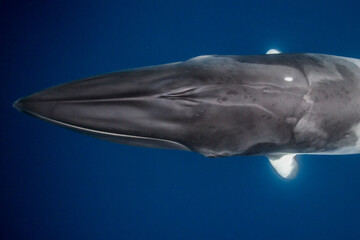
[14,101,191,151]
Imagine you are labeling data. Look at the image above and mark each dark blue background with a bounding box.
[2,0,360,239]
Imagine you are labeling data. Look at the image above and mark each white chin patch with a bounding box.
[266,49,281,54]
[268,154,298,179]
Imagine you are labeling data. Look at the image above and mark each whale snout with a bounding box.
[12,64,196,151]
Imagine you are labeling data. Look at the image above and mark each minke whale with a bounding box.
[13,50,360,179]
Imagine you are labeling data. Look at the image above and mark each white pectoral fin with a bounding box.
[268,154,299,179]
[266,49,281,54]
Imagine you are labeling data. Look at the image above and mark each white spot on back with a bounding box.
[284,76,293,82]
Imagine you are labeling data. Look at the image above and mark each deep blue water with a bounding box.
[2,0,360,239]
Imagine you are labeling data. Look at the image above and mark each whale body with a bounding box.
[14,52,360,179]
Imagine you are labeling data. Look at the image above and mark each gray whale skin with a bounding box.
[14,53,360,179]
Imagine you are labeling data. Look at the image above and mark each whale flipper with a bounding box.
[266,49,281,54]
[268,154,298,179]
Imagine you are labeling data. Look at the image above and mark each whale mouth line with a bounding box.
[15,105,191,151]
[14,96,156,104]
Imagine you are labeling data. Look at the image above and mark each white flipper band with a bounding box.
[266,49,281,54]
[268,154,298,179]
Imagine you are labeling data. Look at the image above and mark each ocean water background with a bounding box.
[2,0,360,239]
